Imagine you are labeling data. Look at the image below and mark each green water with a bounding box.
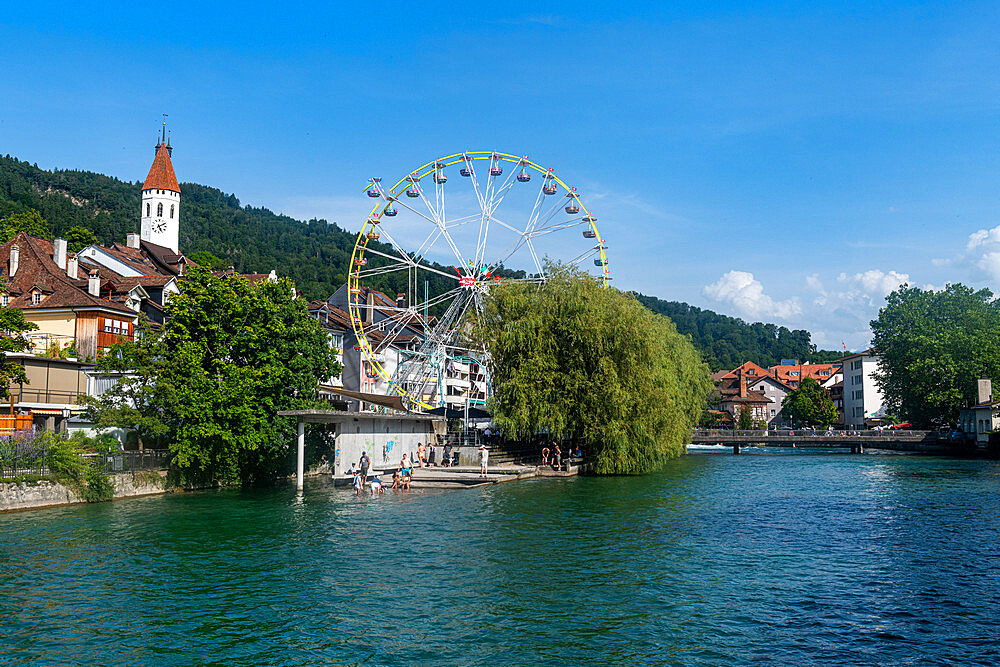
[2,453,999,665]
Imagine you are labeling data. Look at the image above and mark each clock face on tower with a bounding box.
[153,220,167,233]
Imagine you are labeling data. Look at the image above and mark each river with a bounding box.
[2,451,999,665]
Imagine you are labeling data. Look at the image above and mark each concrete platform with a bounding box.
[332,462,586,489]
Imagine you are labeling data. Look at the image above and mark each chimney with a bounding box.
[396,292,406,308]
[88,269,100,297]
[66,254,78,280]
[126,233,140,249]
[53,238,67,270]
[977,377,993,405]
[8,244,19,277]
[740,373,748,398]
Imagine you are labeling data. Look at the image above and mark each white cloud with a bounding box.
[703,270,802,319]
[703,266,920,352]
[934,224,1000,283]
[836,269,910,300]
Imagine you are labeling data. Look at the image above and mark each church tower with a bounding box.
[140,125,180,253]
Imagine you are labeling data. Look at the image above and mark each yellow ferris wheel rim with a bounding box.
[349,152,610,411]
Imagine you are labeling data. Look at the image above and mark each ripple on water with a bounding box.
[1,455,999,665]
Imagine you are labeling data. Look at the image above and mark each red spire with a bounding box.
[142,143,180,192]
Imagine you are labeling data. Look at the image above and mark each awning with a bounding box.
[318,386,407,413]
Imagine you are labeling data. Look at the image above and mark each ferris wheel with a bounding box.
[347,151,610,411]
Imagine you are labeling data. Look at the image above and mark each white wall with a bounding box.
[332,416,442,475]
[843,354,885,427]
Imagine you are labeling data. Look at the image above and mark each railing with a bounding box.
[85,449,171,475]
[0,415,34,433]
[10,388,85,405]
[691,429,936,440]
[0,430,47,478]
[25,333,78,357]
[441,430,485,449]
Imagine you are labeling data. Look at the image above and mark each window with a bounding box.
[747,369,755,375]
[820,370,830,376]
[170,204,174,219]
[852,360,862,370]
[790,371,800,377]
[103,318,113,333]
[1,295,7,307]
[770,409,776,417]
[853,390,863,399]
[157,203,163,217]
[854,407,864,417]
[852,375,862,385]
[31,291,41,305]
[146,203,150,216]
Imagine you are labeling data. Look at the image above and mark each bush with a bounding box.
[82,464,115,502]
[46,434,115,502]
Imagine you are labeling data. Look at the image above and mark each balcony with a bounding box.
[25,333,79,359]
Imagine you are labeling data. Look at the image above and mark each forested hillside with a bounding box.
[633,295,840,370]
[0,154,836,369]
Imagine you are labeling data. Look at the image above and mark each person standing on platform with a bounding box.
[359,451,370,485]
[479,444,489,478]
[417,442,426,468]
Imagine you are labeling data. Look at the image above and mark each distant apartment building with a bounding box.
[841,349,886,428]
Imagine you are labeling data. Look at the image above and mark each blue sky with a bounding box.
[3,1,1000,351]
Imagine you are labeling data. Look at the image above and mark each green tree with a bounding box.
[65,225,98,252]
[781,377,840,427]
[187,250,227,270]
[86,268,341,485]
[476,263,711,474]
[736,405,757,430]
[1,209,51,242]
[871,283,1000,427]
[0,286,38,400]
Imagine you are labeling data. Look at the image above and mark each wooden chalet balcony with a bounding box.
[0,414,33,433]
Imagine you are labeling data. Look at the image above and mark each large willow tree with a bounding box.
[476,264,711,474]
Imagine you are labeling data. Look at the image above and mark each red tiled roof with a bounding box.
[718,361,774,381]
[142,143,180,192]
[721,390,772,404]
[768,363,841,386]
[308,303,354,332]
[0,232,134,315]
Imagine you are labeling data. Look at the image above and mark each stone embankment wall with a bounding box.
[0,471,169,512]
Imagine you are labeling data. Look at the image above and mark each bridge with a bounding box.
[689,429,969,454]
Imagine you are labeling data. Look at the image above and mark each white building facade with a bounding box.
[842,349,886,428]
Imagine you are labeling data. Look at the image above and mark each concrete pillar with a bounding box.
[45,415,55,432]
[733,443,741,455]
[296,420,305,491]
